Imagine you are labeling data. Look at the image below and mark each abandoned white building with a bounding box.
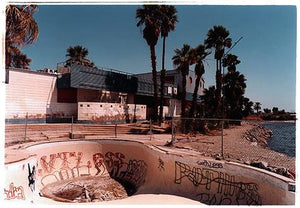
[5,65,204,124]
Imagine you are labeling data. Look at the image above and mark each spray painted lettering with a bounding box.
[4,183,25,200]
[174,161,262,205]
[39,152,84,175]
[158,157,165,171]
[196,160,223,168]
[28,163,36,192]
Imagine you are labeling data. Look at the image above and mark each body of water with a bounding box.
[263,122,295,157]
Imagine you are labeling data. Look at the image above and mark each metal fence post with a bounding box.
[149,119,153,140]
[24,112,28,140]
[115,123,117,138]
[221,119,224,158]
[71,116,74,139]
[171,117,175,144]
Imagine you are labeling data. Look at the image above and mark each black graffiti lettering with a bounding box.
[27,163,36,192]
[175,161,262,205]
[197,160,223,168]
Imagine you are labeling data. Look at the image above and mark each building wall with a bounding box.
[136,69,205,98]
[78,102,146,122]
[5,69,77,122]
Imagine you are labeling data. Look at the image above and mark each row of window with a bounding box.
[79,104,146,109]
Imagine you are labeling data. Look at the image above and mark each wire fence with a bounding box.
[5,116,295,179]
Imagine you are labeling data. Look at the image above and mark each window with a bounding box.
[57,88,77,103]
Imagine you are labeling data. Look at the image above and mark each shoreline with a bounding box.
[173,121,295,176]
[262,120,296,123]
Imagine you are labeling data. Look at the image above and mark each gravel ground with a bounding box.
[172,122,295,172]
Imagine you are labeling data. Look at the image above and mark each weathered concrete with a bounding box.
[4,139,295,205]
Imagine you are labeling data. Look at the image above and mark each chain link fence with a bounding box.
[5,116,295,179]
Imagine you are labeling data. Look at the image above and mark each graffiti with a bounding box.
[158,157,165,171]
[101,152,147,188]
[39,151,147,189]
[4,183,25,200]
[174,161,261,205]
[197,160,223,169]
[93,153,106,175]
[105,152,125,171]
[28,164,36,192]
[197,193,232,205]
[41,165,92,186]
[108,159,147,188]
[39,152,84,175]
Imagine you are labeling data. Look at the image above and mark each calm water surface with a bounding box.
[263,122,295,157]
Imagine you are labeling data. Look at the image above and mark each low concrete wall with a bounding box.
[4,140,295,205]
[77,102,146,122]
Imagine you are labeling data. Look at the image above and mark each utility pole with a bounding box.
[221,36,243,158]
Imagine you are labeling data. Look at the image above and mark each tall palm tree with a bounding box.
[189,44,211,117]
[222,54,240,73]
[65,45,94,67]
[223,71,246,119]
[158,5,178,124]
[254,102,262,114]
[172,44,194,117]
[136,5,161,122]
[6,5,38,68]
[222,54,243,119]
[205,25,232,117]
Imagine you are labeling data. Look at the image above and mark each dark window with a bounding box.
[165,76,175,84]
[57,88,77,103]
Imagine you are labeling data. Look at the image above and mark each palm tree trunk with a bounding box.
[181,72,187,117]
[189,74,202,118]
[159,36,166,124]
[150,44,158,122]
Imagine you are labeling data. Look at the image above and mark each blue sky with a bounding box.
[21,5,296,112]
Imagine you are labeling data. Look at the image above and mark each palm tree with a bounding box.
[136,5,161,122]
[254,102,262,114]
[172,44,194,117]
[158,5,178,124]
[202,86,218,118]
[65,45,94,67]
[242,97,253,117]
[6,5,38,68]
[222,54,244,119]
[223,71,246,120]
[222,54,240,73]
[189,44,211,117]
[10,48,32,69]
[205,25,232,117]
